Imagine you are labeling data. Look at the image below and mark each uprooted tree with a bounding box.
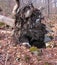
[12,3,48,48]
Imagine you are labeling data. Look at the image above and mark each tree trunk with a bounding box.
[0,15,15,27]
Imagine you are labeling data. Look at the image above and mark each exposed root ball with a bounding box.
[13,4,47,48]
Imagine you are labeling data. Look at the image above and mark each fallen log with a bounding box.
[0,15,15,27]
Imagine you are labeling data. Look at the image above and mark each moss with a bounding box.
[30,46,43,56]
[0,22,5,27]
[30,46,38,52]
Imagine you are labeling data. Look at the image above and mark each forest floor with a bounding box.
[0,17,57,65]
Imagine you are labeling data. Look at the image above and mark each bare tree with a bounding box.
[47,0,50,17]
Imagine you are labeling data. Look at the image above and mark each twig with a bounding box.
[5,53,9,65]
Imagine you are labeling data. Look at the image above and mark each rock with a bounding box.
[44,35,52,43]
